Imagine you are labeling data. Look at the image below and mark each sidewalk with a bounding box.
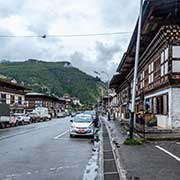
[101,116,180,180]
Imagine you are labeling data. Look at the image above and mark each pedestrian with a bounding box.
[93,111,99,128]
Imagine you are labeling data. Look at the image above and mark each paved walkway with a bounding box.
[101,116,180,180]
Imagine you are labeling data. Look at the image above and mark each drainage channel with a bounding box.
[102,123,120,180]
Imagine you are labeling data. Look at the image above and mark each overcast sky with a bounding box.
[0,0,140,80]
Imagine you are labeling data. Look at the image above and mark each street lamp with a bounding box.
[100,71,110,108]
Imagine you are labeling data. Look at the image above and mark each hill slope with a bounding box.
[0,60,106,104]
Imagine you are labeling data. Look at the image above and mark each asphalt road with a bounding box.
[0,117,94,180]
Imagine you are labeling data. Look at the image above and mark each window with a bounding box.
[161,48,169,76]
[150,94,168,115]
[18,96,22,105]
[6,95,10,104]
[35,101,42,107]
[10,95,15,104]
[172,46,180,58]
[148,62,154,84]
[172,61,180,72]
[140,71,144,89]
[1,94,6,104]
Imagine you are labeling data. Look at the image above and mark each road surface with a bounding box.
[0,117,94,180]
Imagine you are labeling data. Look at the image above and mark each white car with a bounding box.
[57,112,65,118]
[69,114,94,138]
[17,114,31,125]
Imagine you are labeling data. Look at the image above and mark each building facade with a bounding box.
[25,93,67,117]
[0,79,31,113]
[110,0,180,129]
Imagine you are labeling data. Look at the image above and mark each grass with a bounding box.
[123,138,145,145]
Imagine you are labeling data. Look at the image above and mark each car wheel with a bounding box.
[15,121,18,126]
[70,134,74,138]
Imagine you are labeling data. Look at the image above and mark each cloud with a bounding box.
[0,0,139,80]
[100,0,139,30]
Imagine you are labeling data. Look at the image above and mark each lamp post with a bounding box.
[130,0,143,139]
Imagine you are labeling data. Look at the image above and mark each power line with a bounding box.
[0,31,132,38]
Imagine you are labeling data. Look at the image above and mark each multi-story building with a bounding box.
[110,0,180,129]
[0,79,31,113]
[25,93,67,117]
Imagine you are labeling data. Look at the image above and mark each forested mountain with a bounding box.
[0,59,106,104]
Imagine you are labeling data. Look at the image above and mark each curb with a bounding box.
[97,120,104,180]
[103,120,127,180]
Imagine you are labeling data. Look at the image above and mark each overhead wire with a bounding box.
[0,31,132,38]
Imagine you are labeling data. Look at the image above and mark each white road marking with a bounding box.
[53,130,69,139]
[155,145,180,162]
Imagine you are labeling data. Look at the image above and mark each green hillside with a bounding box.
[0,59,106,104]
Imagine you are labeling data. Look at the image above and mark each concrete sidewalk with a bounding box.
[101,116,180,180]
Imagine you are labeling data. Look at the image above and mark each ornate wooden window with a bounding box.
[172,46,180,58]
[140,71,144,89]
[172,46,180,73]
[161,48,168,76]
[148,62,154,84]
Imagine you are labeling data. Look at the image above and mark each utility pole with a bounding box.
[130,0,143,139]
[101,71,110,108]
[94,71,110,111]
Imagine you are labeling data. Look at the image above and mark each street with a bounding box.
[0,117,94,180]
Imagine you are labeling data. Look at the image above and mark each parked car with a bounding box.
[29,112,40,123]
[0,104,11,128]
[32,107,51,121]
[16,114,31,125]
[22,114,32,124]
[70,112,76,117]
[57,112,64,118]
[13,113,24,125]
[69,114,94,138]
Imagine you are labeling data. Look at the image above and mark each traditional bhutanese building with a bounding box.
[0,79,31,113]
[25,93,67,117]
[110,0,180,129]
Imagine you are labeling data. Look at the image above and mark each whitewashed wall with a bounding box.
[171,88,180,128]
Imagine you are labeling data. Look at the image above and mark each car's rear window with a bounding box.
[74,115,92,123]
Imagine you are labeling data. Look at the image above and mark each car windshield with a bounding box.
[74,115,92,123]
[84,111,95,115]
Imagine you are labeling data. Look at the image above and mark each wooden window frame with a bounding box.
[148,62,154,84]
[140,71,145,89]
[161,48,169,77]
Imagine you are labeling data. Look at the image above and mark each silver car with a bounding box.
[69,114,94,138]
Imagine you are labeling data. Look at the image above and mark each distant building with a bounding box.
[0,79,31,113]
[63,62,72,68]
[25,93,67,117]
